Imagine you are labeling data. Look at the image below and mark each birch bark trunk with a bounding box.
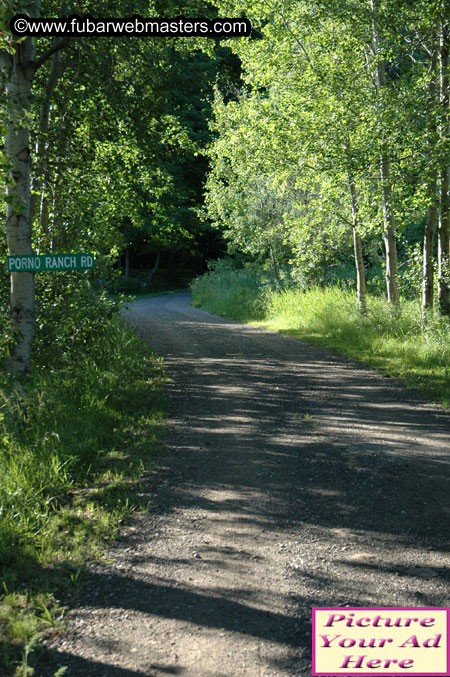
[438,16,450,316]
[30,48,61,234]
[345,141,367,314]
[3,30,38,373]
[422,30,438,314]
[371,0,399,305]
[348,177,367,315]
[2,2,70,373]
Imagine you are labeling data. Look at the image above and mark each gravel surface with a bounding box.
[40,292,450,676]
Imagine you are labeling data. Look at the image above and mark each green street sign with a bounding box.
[7,253,95,273]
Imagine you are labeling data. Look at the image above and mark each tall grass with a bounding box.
[0,302,165,676]
[191,268,450,405]
[191,261,270,321]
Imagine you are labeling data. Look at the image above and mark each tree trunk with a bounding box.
[30,47,61,232]
[269,245,282,290]
[380,159,399,305]
[2,3,70,374]
[348,177,367,315]
[438,17,450,316]
[423,186,437,312]
[3,35,38,374]
[125,249,130,280]
[371,0,400,305]
[345,140,367,314]
[422,29,438,315]
[146,252,160,285]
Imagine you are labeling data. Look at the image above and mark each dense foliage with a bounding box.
[1,0,238,372]
[206,0,450,314]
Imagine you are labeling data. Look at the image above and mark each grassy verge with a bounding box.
[0,314,166,676]
[191,269,450,406]
[190,265,269,322]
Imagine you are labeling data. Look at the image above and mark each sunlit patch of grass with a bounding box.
[258,287,450,404]
[0,590,65,676]
[191,264,269,321]
[192,270,450,406]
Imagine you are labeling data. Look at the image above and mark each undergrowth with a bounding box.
[191,260,271,321]
[191,267,450,406]
[0,285,166,676]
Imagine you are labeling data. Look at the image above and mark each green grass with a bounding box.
[191,265,269,321]
[0,315,166,676]
[191,270,450,406]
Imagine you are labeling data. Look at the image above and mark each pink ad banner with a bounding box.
[312,607,450,676]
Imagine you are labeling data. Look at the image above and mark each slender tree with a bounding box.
[438,13,450,316]
[370,0,399,305]
[345,142,367,314]
[422,26,438,314]
[2,2,51,373]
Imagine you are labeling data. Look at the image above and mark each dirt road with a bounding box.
[43,293,450,676]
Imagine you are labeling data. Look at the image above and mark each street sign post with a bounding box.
[7,253,94,272]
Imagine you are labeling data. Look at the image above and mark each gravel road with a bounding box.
[41,292,450,676]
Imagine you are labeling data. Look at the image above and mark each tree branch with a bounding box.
[34,38,70,70]
[277,6,313,66]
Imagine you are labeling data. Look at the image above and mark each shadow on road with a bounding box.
[39,297,450,675]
